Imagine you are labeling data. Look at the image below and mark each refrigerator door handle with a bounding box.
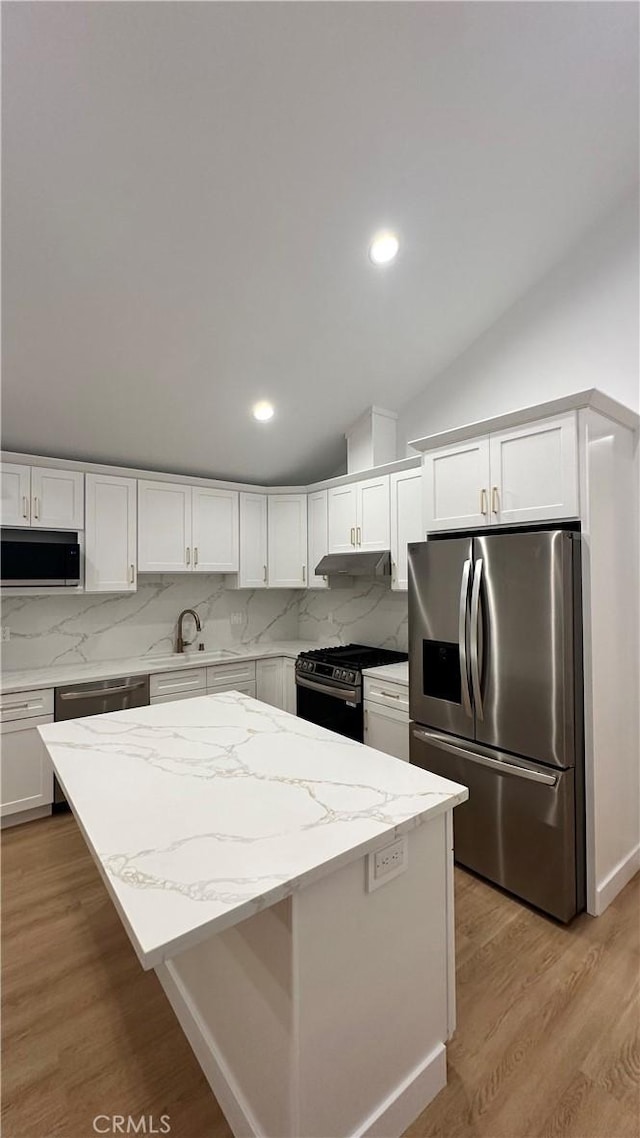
[411,728,558,786]
[470,557,484,721]
[458,558,473,717]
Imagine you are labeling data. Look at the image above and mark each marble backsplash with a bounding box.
[0,576,408,671]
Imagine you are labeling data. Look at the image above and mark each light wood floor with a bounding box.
[2,814,639,1138]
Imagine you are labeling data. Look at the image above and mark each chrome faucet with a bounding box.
[175,608,202,654]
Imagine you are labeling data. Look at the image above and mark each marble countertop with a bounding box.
[362,661,409,685]
[0,640,331,695]
[39,692,467,970]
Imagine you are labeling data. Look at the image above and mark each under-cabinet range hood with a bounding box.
[314,550,391,577]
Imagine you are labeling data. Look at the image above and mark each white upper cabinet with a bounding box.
[307,489,329,589]
[327,476,390,553]
[489,414,579,525]
[356,475,390,551]
[138,480,192,572]
[192,487,239,573]
[1,463,31,527]
[237,492,268,588]
[390,468,423,591]
[423,438,491,532]
[423,414,579,532]
[1,463,83,530]
[268,495,307,588]
[85,474,137,592]
[327,483,358,553]
[30,467,84,530]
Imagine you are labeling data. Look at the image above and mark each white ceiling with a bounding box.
[2,2,638,484]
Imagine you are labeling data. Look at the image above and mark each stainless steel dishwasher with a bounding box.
[53,674,150,809]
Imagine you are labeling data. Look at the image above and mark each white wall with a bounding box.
[397,193,639,452]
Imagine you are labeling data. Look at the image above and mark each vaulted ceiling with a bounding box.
[2,2,638,484]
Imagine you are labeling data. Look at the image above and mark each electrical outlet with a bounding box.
[230,612,246,626]
[1,627,10,642]
[366,836,408,892]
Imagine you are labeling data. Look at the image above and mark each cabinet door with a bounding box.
[1,463,31,527]
[327,484,358,553]
[85,474,137,592]
[138,480,192,572]
[489,413,579,525]
[0,715,54,815]
[256,658,284,709]
[390,469,423,591]
[282,658,297,715]
[31,467,84,530]
[268,495,307,588]
[238,492,268,588]
[192,488,239,573]
[423,438,490,532]
[356,475,390,551]
[307,490,329,589]
[364,703,409,762]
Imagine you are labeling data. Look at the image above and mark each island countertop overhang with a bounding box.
[39,692,468,969]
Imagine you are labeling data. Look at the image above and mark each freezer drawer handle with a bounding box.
[411,729,558,786]
[458,558,473,717]
[59,681,148,700]
[470,558,484,721]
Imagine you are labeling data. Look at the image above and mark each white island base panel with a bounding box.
[156,814,452,1138]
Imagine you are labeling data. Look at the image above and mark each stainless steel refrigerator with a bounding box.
[408,527,585,922]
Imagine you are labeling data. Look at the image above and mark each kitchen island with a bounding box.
[39,692,467,1138]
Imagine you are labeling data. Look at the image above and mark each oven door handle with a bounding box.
[296,674,361,704]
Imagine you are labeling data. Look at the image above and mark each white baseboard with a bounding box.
[354,1042,446,1138]
[1,805,52,829]
[594,844,640,915]
[157,959,447,1138]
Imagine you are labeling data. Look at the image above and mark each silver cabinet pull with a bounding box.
[263,564,267,583]
[2,701,30,711]
[480,489,488,516]
[129,564,135,584]
[358,526,362,546]
[492,486,500,515]
[302,565,306,583]
[350,527,355,546]
[194,547,199,567]
[377,689,402,700]
[22,496,28,519]
[470,558,484,721]
[33,497,39,520]
[186,547,190,566]
[411,728,558,786]
[458,558,473,717]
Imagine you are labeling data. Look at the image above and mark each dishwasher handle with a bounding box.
[58,680,148,701]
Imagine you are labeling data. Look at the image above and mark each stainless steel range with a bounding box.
[295,644,407,741]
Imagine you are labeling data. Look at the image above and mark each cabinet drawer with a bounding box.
[209,680,257,700]
[0,688,54,722]
[149,669,206,698]
[363,677,409,713]
[206,660,256,689]
[150,691,205,706]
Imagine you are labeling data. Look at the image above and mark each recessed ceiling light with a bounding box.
[368,231,399,265]
[252,401,275,422]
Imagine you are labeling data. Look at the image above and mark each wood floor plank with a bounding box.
[2,814,639,1138]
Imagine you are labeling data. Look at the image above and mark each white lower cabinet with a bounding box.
[256,658,284,708]
[268,495,307,588]
[85,473,137,592]
[363,676,409,762]
[149,668,206,701]
[283,658,296,714]
[1,698,55,818]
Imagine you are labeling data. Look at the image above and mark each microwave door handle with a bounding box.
[470,557,484,721]
[459,558,472,717]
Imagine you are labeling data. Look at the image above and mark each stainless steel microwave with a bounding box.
[1,529,81,586]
